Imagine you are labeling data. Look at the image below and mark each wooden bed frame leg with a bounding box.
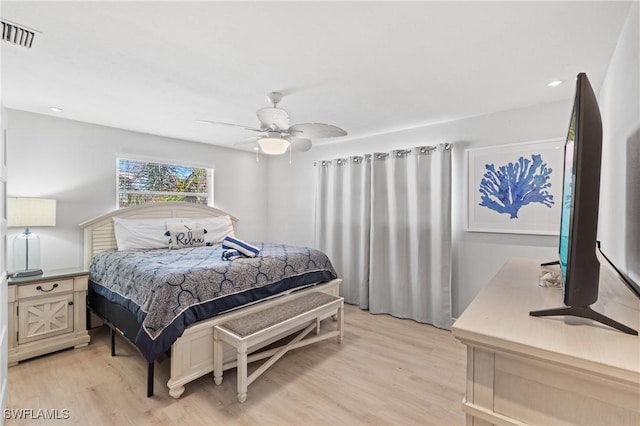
[168,384,185,399]
[110,328,116,356]
[147,362,154,397]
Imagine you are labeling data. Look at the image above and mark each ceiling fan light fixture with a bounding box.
[258,137,290,155]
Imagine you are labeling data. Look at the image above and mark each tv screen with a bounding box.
[530,72,637,335]
[558,114,574,289]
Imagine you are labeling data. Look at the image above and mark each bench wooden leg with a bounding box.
[338,301,344,344]
[213,328,223,385]
[237,341,248,403]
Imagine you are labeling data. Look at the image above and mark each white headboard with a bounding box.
[78,202,239,269]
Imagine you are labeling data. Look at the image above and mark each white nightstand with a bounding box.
[7,268,91,366]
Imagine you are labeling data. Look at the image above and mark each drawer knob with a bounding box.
[36,283,59,293]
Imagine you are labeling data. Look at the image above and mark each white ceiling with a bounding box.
[0,1,633,150]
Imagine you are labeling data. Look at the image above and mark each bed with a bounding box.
[79,202,342,398]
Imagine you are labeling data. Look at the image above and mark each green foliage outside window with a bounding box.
[118,158,211,208]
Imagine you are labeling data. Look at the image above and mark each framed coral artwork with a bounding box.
[465,138,565,235]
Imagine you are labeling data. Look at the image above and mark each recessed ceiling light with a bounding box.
[547,80,564,87]
[49,107,63,112]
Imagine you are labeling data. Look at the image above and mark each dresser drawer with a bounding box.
[17,278,74,298]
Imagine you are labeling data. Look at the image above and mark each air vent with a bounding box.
[1,19,39,48]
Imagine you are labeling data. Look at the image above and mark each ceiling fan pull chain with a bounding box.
[289,146,292,164]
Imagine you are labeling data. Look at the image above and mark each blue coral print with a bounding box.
[478,154,554,219]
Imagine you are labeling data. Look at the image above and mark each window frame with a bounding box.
[116,155,214,209]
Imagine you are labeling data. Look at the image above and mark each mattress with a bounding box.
[89,242,337,362]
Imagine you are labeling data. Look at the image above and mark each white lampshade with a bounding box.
[8,197,57,278]
[258,137,290,155]
[7,197,57,227]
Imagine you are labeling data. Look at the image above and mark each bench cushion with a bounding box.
[219,292,340,338]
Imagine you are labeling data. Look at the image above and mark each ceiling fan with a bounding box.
[198,92,347,155]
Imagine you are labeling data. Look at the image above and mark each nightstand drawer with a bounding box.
[18,278,74,299]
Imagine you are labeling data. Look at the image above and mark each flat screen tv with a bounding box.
[530,72,637,335]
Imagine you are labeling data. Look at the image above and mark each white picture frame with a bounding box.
[465,138,565,235]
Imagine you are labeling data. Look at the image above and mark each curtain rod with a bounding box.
[315,143,451,166]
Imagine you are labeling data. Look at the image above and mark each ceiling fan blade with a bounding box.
[256,107,290,130]
[288,123,347,138]
[198,120,263,132]
[288,137,312,152]
[233,136,260,147]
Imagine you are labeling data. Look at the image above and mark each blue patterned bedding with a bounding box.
[89,243,337,362]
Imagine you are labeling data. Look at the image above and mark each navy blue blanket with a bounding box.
[89,243,337,362]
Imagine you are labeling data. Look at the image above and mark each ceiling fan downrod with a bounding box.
[266,91,283,107]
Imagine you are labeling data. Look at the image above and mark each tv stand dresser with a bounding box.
[453,258,640,426]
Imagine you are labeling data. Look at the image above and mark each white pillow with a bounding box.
[193,216,235,244]
[113,217,182,250]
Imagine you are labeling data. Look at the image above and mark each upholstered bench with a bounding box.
[213,292,344,402]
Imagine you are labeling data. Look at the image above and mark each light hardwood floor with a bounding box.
[6,304,466,426]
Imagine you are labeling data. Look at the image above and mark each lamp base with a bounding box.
[13,268,44,278]
[13,228,42,275]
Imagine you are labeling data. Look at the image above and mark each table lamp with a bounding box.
[7,197,57,278]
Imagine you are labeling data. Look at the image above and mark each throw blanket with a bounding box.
[89,243,337,362]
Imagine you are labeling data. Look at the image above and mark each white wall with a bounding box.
[266,101,571,317]
[598,2,639,284]
[6,110,269,272]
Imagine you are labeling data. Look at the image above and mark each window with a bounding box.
[117,158,212,208]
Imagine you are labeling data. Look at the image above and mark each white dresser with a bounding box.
[453,258,640,426]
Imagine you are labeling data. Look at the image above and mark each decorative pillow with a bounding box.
[221,236,260,257]
[193,216,235,244]
[113,217,183,251]
[165,223,207,250]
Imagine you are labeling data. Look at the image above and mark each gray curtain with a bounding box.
[315,156,371,309]
[315,144,452,329]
